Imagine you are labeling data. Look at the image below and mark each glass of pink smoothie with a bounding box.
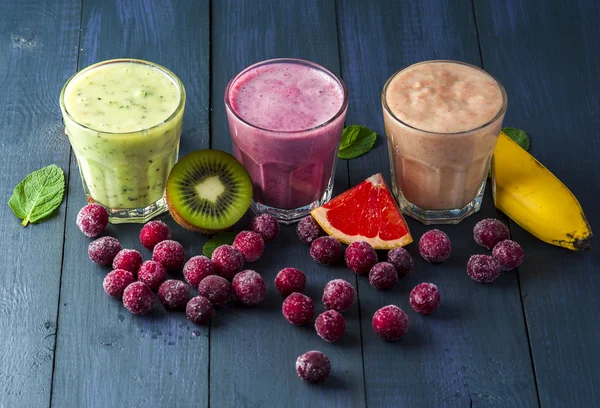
[225,58,348,224]
[382,60,507,224]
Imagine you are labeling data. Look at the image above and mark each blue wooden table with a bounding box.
[1,1,598,407]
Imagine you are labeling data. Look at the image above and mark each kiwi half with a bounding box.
[166,149,252,234]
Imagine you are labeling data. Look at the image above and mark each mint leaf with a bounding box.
[502,127,530,151]
[338,125,377,159]
[202,231,237,257]
[8,164,65,226]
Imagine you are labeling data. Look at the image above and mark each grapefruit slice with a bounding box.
[311,173,412,249]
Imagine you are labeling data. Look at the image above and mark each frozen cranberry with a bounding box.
[310,236,343,265]
[183,256,215,287]
[419,229,451,263]
[315,310,346,343]
[197,275,232,307]
[409,283,441,315]
[274,267,306,297]
[211,245,244,280]
[322,279,355,312]
[296,351,331,383]
[250,213,280,243]
[103,269,135,298]
[232,270,266,306]
[282,292,315,325]
[139,220,171,250]
[473,218,510,250]
[158,280,190,310]
[123,282,154,315]
[137,260,167,292]
[88,236,122,266]
[467,254,501,283]
[387,247,413,277]
[152,240,185,271]
[186,296,215,325]
[344,241,377,274]
[296,216,324,244]
[233,231,265,262]
[372,305,409,341]
[368,262,398,290]
[76,204,108,238]
[112,249,142,274]
[492,240,524,271]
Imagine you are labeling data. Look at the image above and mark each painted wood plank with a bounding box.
[474,0,600,405]
[210,1,364,407]
[50,1,211,406]
[0,0,80,406]
[336,0,539,406]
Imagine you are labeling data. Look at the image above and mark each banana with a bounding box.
[491,131,592,251]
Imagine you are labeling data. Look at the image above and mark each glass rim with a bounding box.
[224,58,349,134]
[59,58,186,136]
[381,60,507,136]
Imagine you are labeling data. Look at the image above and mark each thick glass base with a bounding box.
[87,195,168,224]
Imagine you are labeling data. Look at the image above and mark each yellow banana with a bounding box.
[491,131,592,251]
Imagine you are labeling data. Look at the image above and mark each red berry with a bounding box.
[137,260,167,292]
[419,229,451,263]
[183,256,215,287]
[76,204,108,238]
[232,270,266,306]
[492,240,524,271]
[344,241,378,274]
[296,351,331,383]
[211,245,244,280]
[467,254,501,283]
[250,213,280,243]
[197,275,232,307]
[112,249,142,274]
[88,236,122,266]
[152,240,185,271]
[368,262,398,290]
[372,305,408,341]
[315,310,346,343]
[157,280,190,310]
[233,231,265,262]
[473,218,510,250]
[186,296,215,325]
[139,220,171,250]
[103,269,135,298]
[282,292,315,325]
[322,279,355,312]
[296,216,324,244]
[310,236,343,265]
[274,267,306,297]
[123,282,154,315]
[409,283,441,315]
[387,247,413,277]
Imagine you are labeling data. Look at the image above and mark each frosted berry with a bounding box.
[76,204,108,238]
[345,241,377,274]
[88,236,122,266]
[152,240,185,271]
[103,269,135,298]
[368,262,398,290]
[123,282,154,315]
[467,254,501,283]
[492,240,524,271]
[112,249,142,274]
[310,236,343,266]
[409,283,441,315]
[232,270,266,306]
[158,280,190,310]
[250,213,280,243]
[186,296,215,325]
[315,310,346,343]
[233,231,265,262]
[473,218,510,250]
[322,279,355,312]
[139,220,171,250]
[372,305,408,341]
[137,260,167,292]
[296,216,324,244]
[211,245,244,280]
[419,229,451,263]
[296,351,331,383]
[274,267,306,297]
[282,292,315,325]
[387,247,413,277]
[197,275,232,307]
[183,256,215,287]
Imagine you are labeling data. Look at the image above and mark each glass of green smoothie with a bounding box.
[60,59,186,223]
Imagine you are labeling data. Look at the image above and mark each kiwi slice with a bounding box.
[166,149,252,234]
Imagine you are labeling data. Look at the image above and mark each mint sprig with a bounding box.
[502,127,530,151]
[202,231,237,257]
[338,125,377,159]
